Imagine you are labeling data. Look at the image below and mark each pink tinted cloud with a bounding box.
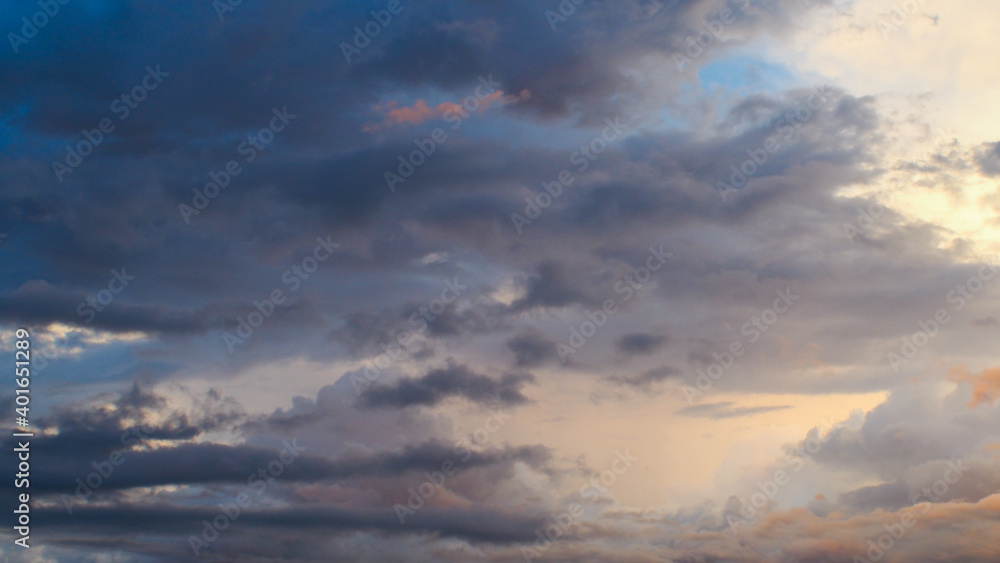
[949,364,1000,407]
[364,89,530,132]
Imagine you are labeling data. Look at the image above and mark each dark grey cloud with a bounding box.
[359,361,534,408]
[506,328,559,367]
[20,383,244,460]
[0,381,550,491]
[608,366,680,391]
[0,280,218,334]
[13,439,549,494]
[616,332,669,356]
[0,377,557,559]
[509,261,596,311]
[33,503,548,547]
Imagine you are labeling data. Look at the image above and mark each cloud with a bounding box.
[608,366,679,392]
[363,89,529,131]
[358,360,534,408]
[676,401,792,419]
[509,261,595,311]
[971,316,999,327]
[2,0,999,560]
[950,365,1000,407]
[974,141,1000,176]
[616,332,668,356]
[0,280,216,334]
[16,439,549,493]
[505,328,559,367]
[33,503,549,547]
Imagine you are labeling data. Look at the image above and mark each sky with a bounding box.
[1,0,999,561]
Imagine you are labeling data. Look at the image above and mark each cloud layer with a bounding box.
[1,0,999,561]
